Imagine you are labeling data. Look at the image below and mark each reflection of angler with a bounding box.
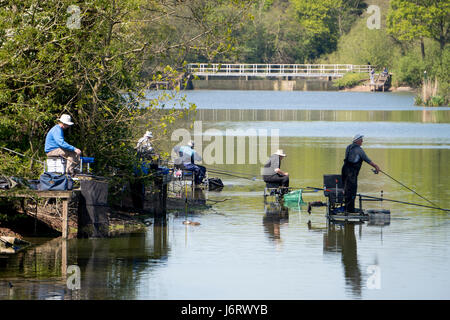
[341,223,362,297]
[263,202,289,241]
[323,223,362,297]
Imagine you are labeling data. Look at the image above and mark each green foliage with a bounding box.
[321,18,400,67]
[429,95,447,107]
[224,0,366,63]
[393,52,425,87]
[387,0,450,49]
[0,0,250,181]
[333,73,368,88]
[321,0,448,102]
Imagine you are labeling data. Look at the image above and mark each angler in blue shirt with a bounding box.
[173,140,206,185]
[45,114,82,175]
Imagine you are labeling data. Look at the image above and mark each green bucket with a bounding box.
[283,189,306,205]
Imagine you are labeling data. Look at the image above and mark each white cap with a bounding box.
[188,140,195,147]
[353,134,364,142]
[59,114,74,126]
[144,131,153,138]
[274,149,286,157]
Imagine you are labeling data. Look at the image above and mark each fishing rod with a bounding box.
[1,147,45,165]
[0,237,12,248]
[205,166,256,178]
[307,186,449,212]
[358,193,450,212]
[207,169,260,181]
[375,169,441,209]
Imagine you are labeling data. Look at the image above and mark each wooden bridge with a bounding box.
[187,63,371,79]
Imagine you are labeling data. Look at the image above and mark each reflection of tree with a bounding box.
[74,220,170,299]
[323,222,362,298]
[0,219,171,299]
[263,202,289,243]
[0,237,67,299]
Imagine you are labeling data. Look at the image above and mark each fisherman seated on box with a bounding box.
[44,114,82,176]
[173,141,206,185]
[262,149,289,189]
[136,131,156,160]
[341,134,380,213]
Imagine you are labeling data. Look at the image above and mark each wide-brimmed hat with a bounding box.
[274,149,286,157]
[59,114,74,126]
[353,134,364,142]
[144,131,153,138]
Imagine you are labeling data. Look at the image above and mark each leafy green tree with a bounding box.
[0,0,252,179]
[387,0,450,58]
[290,0,366,60]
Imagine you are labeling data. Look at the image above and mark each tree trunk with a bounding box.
[420,38,425,60]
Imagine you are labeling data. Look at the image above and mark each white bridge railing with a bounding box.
[188,63,371,78]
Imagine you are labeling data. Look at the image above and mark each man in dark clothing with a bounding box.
[341,134,380,213]
[262,149,289,188]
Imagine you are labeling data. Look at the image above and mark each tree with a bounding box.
[0,0,253,178]
[290,0,366,60]
[387,0,450,58]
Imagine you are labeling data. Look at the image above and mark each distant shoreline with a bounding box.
[340,85,416,93]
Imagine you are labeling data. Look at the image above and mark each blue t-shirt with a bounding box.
[173,145,201,165]
[44,124,75,153]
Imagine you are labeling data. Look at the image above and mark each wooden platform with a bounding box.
[369,73,390,91]
[0,190,76,239]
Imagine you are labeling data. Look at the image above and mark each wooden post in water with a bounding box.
[61,239,67,277]
[62,198,69,239]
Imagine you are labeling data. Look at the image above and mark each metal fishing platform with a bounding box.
[323,174,390,223]
[263,183,291,203]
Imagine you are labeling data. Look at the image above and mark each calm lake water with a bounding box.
[1,91,450,300]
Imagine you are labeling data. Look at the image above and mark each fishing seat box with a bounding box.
[323,174,344,204]
[46,156,66,174]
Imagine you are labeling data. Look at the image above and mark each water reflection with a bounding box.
[0,219,170,300]
[262,202,289,246]
[194,108,450,124]
[323,222,362,298]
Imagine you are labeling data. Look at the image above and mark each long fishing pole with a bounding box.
[359,194,450,212]
[376,169,440,208]
[1,147,45,165]
[205,166,256,178]
[307,186,449,212]
[207,169,260,181]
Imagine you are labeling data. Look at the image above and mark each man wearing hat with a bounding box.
[262,149,289,188]
[45,114,82,175]
[136,131,155,159]
[174,140,206,185]
[341,134,380,213]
